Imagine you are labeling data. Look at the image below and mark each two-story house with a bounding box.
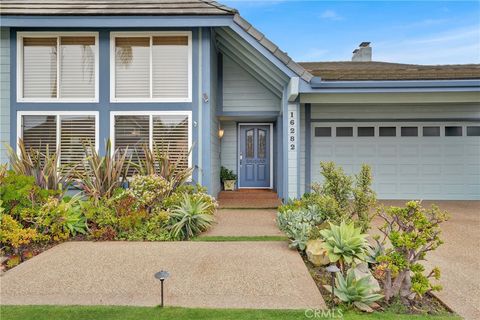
[1,0,479,200]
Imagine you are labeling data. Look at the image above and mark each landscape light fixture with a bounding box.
[154,270,170,307]
[326,264,340,305]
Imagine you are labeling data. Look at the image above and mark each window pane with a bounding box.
[445,126,462,136]
[258,129,266,159]
[114,115,149,174]
[379,127,396,137]
[23,37,57,98]
[115,37,150,98]
[314,127,331,137]
[401,126,418,137]
[336,127,353,137]
[60,37,95,98]
[152,36,189,99]
[358,127,374,137]
[423,126,440,136]
[467,126,480,136]
[246,129,254,158]
[152,114,189,171]
[22,115,57,155]
[60,115,95,169]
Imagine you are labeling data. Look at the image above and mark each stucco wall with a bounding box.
[222,56,280,113]
[0,27,9,165]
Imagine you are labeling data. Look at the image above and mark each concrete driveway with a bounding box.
[0,241,325,310]
[376,200,480,320]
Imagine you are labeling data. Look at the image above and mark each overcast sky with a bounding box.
[222,0,480,65]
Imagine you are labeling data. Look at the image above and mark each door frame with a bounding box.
[237,123,274,189]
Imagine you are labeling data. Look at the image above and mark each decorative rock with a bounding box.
[306,239,330,266]
[353,262,381,293]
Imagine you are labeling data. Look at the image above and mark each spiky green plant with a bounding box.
[7,139,72,191]
[135,143,193,191]
[320,221,370,272]
[325,269,383,312]
[74,140,130,200]
[169,193,215,240]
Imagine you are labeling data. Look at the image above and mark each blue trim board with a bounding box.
[305,103,311,193]
[281,89,289,201]
[200,27,212,193]
[276,114,283,200]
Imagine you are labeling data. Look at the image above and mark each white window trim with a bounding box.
[110,111,193,170]
[16,32,99,103]
[110,31,192,103]
[16,111,100,162]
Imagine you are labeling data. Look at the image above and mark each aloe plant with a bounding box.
[325,269,383,312]
[169,193,215,240]
[74,140,130,200]
[320,221,370,272]
[7,139,73,191]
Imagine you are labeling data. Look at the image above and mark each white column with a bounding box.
[287,102,300,199]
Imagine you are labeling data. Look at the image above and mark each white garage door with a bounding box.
[311,122,480,200]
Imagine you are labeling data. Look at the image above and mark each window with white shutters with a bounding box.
[112,112,191,175]
[20,113,98,167]
[111,32,191,102]
[19,33,98,101]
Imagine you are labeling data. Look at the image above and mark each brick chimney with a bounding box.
[352,42,372,62]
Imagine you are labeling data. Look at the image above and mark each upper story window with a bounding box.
[17,32,98,102]
[111,32,192,102]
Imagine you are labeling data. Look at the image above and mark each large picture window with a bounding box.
[111,32,192,102]
[18,112,98,167]
[17,32,98,102]
[111,111,192,174]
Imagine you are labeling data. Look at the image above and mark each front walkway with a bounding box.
[0,241,324,310]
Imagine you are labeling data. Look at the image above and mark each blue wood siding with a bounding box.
[222,56,280,113]
[0,27,9,164]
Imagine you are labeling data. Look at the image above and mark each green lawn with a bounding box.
[193,235,288,241]
[0,306,460,320]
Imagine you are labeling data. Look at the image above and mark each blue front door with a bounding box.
[239,125,270,188]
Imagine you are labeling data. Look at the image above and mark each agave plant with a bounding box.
[136,143,193,190]
[325,268,383,312]
[169,193,215,240]
[320,221,370,272]
[7,139,73,191]
[74,140,130,200]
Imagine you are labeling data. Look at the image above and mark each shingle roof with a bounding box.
[298,61,480,81]
[0,0,237,15]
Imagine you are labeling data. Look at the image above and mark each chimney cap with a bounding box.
[359,42,371,47]
[352,49,359,54]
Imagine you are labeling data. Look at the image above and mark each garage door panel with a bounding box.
[311,120,480,200]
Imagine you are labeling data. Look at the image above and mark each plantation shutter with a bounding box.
[60,115,96,168]
[22,115,57,155]
[115,37,150,98]
[23,38,58,98]
[152,114,189,171]
[152,36,189,99]
[114,115,150,174]
[60,37,96,98]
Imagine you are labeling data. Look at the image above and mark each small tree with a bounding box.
[352,164,376,232]
[376,201,448,303]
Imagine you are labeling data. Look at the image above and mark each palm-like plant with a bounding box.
[7,139,72,191]
[74,140,130,200]
[320,221,370,272]
[169,194,215,240]
[325,269,383,312]
[136,143,193,190]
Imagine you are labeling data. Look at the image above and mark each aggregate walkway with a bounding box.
[0,241,325,310]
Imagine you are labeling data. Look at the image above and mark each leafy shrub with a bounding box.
[128,174,173,210]
[7,140,73,191]
[0,214,41,257]
[352,165,376,232]
[169,193,215,240]
[75,140,130,200]
[375,201,448,303]
[325,268,383,312]
[220,166,237,181]
[320,221,370,272]
[317,162,353,212]
[277,206,324,250]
